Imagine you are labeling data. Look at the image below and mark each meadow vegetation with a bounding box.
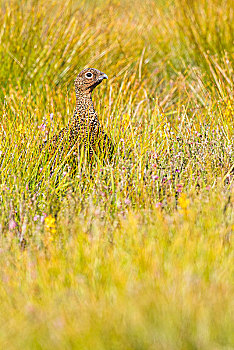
[0,0,233,348]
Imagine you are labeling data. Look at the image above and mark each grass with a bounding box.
[0,0,233,348]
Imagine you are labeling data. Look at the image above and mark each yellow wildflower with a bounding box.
[44,215,56,240]
[178,193,190,210]
[17,124,23,132]
[223,98,233,123]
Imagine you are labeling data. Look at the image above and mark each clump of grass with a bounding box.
[0,0,233,349]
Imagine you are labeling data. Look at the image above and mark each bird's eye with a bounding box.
[85,72,93,79]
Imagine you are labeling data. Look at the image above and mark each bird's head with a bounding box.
[74,68,108,94]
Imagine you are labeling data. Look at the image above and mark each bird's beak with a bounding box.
[99,73,108,81]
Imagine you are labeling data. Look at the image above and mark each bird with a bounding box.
[40,68,114,173]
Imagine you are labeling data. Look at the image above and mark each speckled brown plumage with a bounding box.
[41,68,114,170]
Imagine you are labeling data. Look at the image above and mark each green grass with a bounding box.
[0,0,233,349]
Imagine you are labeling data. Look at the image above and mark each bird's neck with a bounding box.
[74,91,96,119]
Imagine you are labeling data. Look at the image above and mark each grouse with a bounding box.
[40,68,114,171]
